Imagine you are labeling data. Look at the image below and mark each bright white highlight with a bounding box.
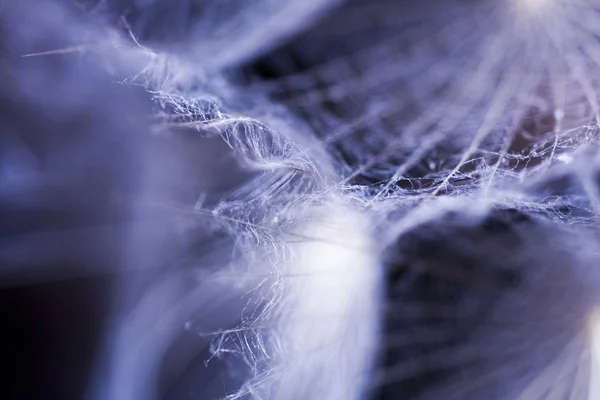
[558,153,573,164]
[273,201,380,400]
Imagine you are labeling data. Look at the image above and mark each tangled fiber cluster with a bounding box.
[3,0,600,399]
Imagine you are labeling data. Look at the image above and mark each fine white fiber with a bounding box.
[4,1,600,400]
